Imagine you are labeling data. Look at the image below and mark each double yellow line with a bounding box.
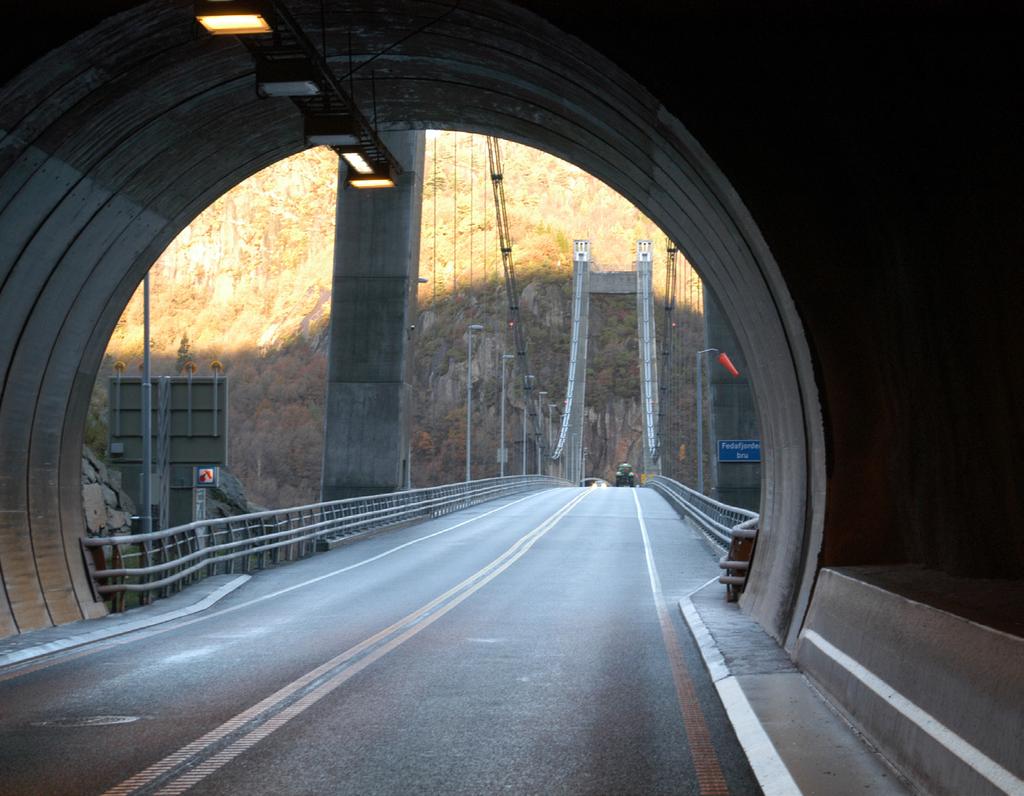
[107,488,591,796]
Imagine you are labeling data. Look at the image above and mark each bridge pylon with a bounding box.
[636,241,662,477]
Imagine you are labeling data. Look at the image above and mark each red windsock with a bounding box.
[718,351,740,377]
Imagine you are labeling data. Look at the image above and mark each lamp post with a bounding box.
[466,324,484,481]
[536,390,548,474]
[695,347,741,494]
[499,353,514,477]
[523,374,534,475]
[140,272,152,533]
[695,348,716,495]
[548,403,558,479]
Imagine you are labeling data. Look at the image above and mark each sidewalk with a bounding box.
[0,574,249,669]
[681,580,913,795]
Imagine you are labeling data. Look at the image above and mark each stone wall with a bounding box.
[81,447,136,536]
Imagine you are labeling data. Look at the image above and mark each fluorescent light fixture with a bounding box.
[304,114,359,146]
[349,177,396,189]
[341,151,374,175]
[259,80,319,97]
[195,1,272,34]
[345,157,397,188]
[256,58,320,97]
[197,13,270,34]
[307,133,359,146]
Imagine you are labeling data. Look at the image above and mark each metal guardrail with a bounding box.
[646,475,757,545]
[645,475,759,599]
[82,475,565,611]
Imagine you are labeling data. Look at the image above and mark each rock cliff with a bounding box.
[81,447,135,536]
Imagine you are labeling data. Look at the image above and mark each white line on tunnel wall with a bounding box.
[801,629,1024,795]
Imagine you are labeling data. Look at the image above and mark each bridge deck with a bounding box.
[0,489,894,795]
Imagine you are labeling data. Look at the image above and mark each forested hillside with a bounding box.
[94,133,706,508]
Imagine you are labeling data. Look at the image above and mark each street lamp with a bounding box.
[499,353,514,477]
[695,347,741,494]
[548,403,558,479]
[140,271,153,533]
[523,374,534,475]
[466,324,484,481]
[536,390,548,474]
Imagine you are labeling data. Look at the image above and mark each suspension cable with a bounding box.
[486,136,544,446]
[432,134,437,303]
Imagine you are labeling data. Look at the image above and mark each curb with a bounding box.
[679,582,802,796]
[0,575,251,669]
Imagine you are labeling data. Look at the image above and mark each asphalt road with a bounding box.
[0,487,761,795]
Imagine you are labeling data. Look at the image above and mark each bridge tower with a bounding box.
[553,239,663,483]
[636,241,662,478]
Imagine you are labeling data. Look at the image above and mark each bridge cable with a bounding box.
[486,137,546,452]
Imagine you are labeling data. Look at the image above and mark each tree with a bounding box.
[176,333,192,372]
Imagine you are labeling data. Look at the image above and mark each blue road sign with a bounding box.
[718,439,761,462]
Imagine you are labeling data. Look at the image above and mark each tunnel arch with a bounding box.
[0,0,824,648]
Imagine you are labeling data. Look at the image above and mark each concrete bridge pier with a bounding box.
[321,132,425,500]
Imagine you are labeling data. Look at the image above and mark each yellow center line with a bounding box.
[105,488,591,796]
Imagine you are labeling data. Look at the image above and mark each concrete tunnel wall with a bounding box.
[0,1,1020,647]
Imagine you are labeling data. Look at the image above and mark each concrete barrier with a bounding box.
[795,567,1024,796]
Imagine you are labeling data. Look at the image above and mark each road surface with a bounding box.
[0,487,760,795]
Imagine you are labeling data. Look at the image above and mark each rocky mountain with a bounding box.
[92,133,707,509]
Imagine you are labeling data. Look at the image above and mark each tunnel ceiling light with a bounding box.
[347,160,397,189]
[305,114,359,146]
[210,0,403,187]
[256,58,320,97]
[197,13,271,34]
[341,150,375,175]
[341,145,396,187]
[348,176,397,189]
[195,1,272,34]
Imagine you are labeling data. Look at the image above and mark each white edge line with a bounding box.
[800,629,1024,795]
[0,576,251,668]
[203,490,549,615]
[2,490,551,669]
[679,590,802,796]
[679,594,729,683]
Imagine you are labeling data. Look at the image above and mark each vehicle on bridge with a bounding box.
[614,463,636,487]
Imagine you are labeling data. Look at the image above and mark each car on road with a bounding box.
[614,463,636,487]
